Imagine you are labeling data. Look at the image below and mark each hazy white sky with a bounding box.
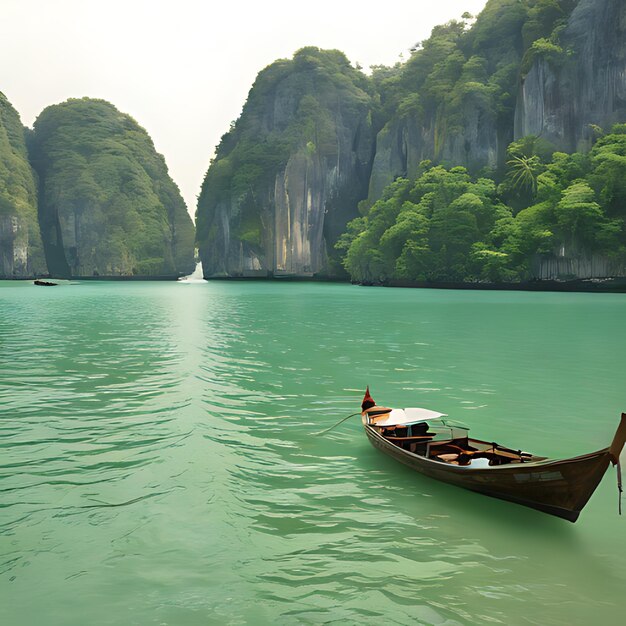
[1,0,487,218]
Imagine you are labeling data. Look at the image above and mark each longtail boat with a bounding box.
[360,388,626,522]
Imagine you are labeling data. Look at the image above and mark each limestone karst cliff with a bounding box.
[370,0,625,201]
[515,0,626,152]
[0,92,45,278]
[2,0,623,283]
[30,98,195,278]
[195,48,377,277]
[370,0,573,199]
[196,0,625,282]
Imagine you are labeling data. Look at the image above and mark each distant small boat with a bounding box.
[360,388,626,522]
[34,280,58,286]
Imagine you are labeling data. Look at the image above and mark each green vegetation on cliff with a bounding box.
[30,98,195,277]
[196,47,377,276]
[0,92,45,277]
[367,0,580,199]
[338,165,510,282]
[192,0,624,282]
[336,0,626,283]
[339,125,626,283]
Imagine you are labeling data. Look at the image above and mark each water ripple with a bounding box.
[1,282,626,624]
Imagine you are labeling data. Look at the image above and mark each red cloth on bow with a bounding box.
[361,386,376,412]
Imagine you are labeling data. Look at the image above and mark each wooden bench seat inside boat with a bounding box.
[435,453,463,465]
[427,439,474,453]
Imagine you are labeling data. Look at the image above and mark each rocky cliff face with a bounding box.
[0,92,45,278]
[368,0,626,201]
[368,0,528,199]
[196,48,376,277]
[30,98,195,278]
[368,95,504,200]
[197,1,625,282]
[515,0,626,152]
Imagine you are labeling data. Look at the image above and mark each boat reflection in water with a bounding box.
[361,389,626,522]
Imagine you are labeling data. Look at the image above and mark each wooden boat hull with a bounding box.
[364,424,613,522]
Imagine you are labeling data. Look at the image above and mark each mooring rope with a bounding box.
[314,412,361,436]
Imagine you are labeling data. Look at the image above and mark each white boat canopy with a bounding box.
[371,407,447,427]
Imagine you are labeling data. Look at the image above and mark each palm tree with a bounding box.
[506,154,541,194]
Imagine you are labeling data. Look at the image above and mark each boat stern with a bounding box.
[609,413,626,465]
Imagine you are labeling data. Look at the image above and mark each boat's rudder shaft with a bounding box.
[609,413,626,465]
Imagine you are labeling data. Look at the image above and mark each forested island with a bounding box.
[30,99,195,278]
[1,0,624,286]
[0,97,195,279]
[197,0,626,287]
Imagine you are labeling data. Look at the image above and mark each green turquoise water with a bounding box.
[1,281,625,625]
